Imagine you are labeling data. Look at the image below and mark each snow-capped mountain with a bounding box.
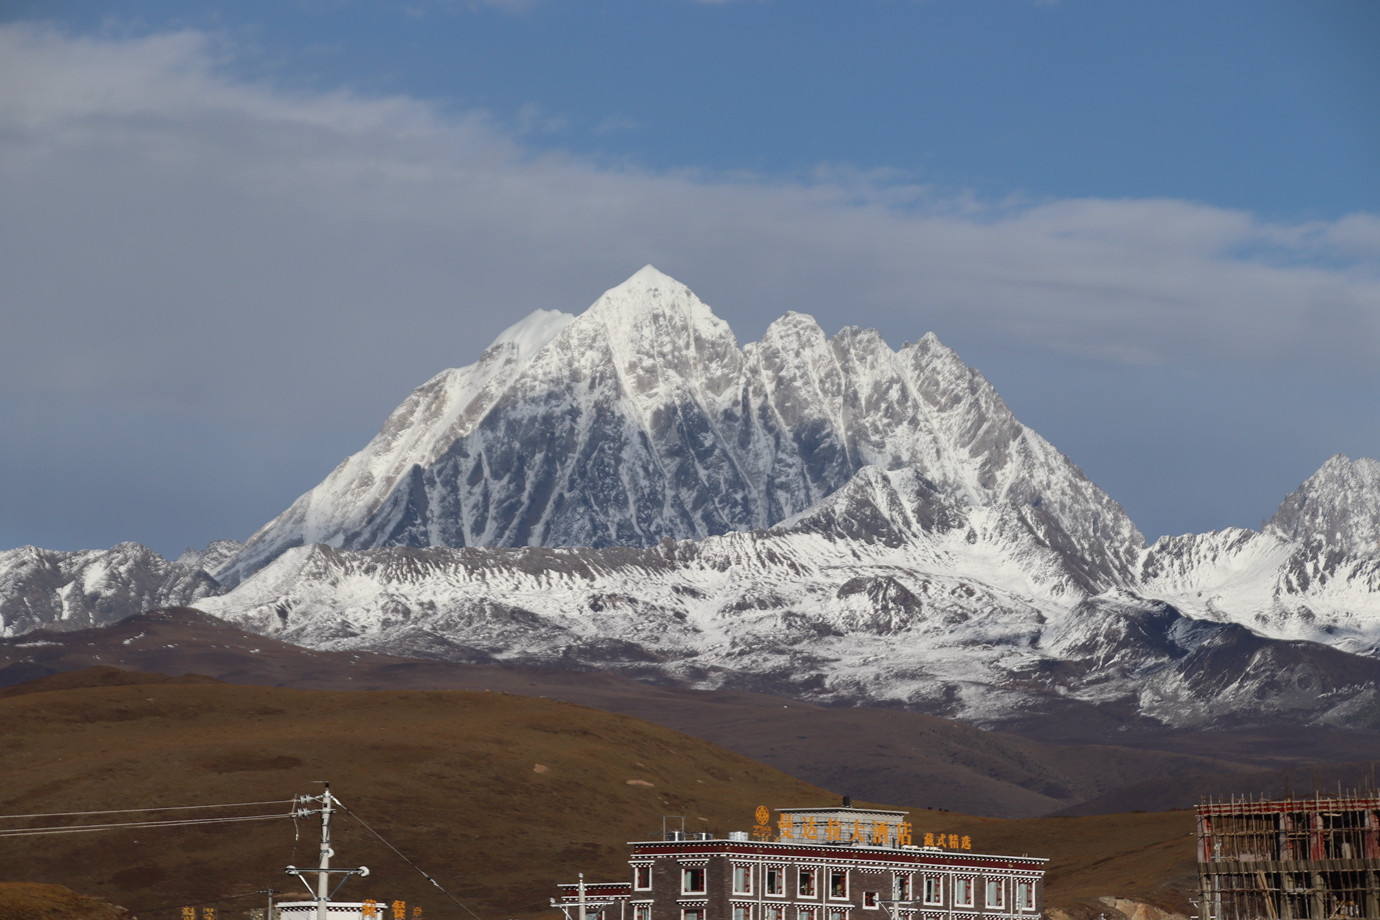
[1138,455,1380,654]
[2,268,1378,733]
[214,266,1143,589]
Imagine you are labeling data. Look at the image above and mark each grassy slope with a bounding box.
[0,882,132,919]
[0,672,1196,920]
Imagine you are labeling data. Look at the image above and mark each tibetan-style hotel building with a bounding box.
[555,802,1046,920]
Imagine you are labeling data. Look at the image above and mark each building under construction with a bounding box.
[1197,794,1380,920]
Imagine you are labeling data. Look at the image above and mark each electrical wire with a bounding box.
[0,811,291,837]
[0,799,295,821]
[335,796,486,920]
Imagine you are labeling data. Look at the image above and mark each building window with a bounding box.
[684,910,704,920]
[892,875,912,901]
[635,906,651,920]
[765,907,785,920]
[734,865,753,895]
[829,870,848,899]
[922,877,942,906]
[829,909,848,920]
[986,879,1003,908]
[682,867,706,894]
[862,892,878,910]
[734,906,753,920]
[766,867,784,896]
[955,878,973,908]
[799,869,817,898]
[798,909,816,920]
[1016,881,1035,911]
[634,866,651,891]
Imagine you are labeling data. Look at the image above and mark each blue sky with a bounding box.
[1,0,1377,557]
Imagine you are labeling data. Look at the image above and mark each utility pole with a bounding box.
[317,783,334,920]
[286,783,368,920]
[258,888,278,920]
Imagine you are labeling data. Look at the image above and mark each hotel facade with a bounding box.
[555,803,1046,920]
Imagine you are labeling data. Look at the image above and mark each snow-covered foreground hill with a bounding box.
[2,269,1378,732]
[184,463,1380,729]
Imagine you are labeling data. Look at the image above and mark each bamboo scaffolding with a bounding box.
[1197,792,1380,920]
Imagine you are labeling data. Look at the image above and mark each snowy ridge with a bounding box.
[1137,458,1380,654]
[195,475,1075,723]
[0,543,220,636]
[188,461,1380,729]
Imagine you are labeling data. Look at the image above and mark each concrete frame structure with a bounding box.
[1197,795,1380,920]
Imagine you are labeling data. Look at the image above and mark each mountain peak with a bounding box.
[573,266,738,375]
[1267,454,1380,554]
[597,264,691,303]
[583,265,710,322]
[628,263,676,285]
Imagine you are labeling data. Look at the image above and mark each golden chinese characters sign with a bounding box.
[751,808,971,850]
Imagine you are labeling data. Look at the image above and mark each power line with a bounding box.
[335,796,486,920]
[0,811,291,838]
[0,799,295,821]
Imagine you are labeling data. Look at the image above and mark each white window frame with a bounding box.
[633,904,652,920]
[922,877,942,907]
[798,868,818,899]
[797,908,816,920]
[634,865,652,891]
[1016,880,1036,912]
[733,864,753,895]
[765,866,786,897]
[985,878,1004,909]
[683,909,705,920]
[828,868,849,900]
[862,892,879,910]
[733,905,753,920]
[682,866,706,895]
[954,878,974,909]
[892,874,912,902]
